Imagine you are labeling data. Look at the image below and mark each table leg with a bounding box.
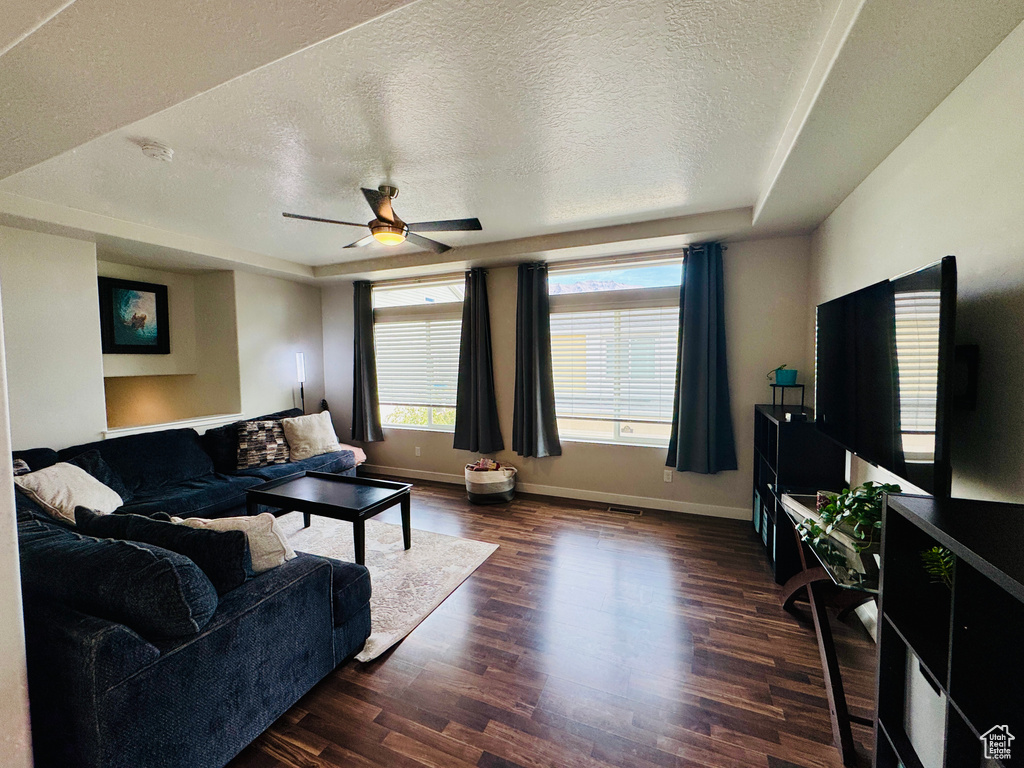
[246,495,256,516]
[353,519,365,566]
[401,492,411,550]
[303,512,311,529]
[786,523,859,766]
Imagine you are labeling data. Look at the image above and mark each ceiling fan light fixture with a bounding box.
[370,221,407,245]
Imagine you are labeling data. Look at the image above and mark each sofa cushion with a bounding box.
[59,428,215,495]
[76,507,252,595]
[234,449,357,481]
[282,411,341,461]
[66,449,132,502]
[202,409,304,474]
[12,447,60,472]
[173,513,295,574]
[15,463,124,524]
[118,473,262,519]
[236,420,290,469]
[18,511,218,639]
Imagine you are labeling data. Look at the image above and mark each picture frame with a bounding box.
[98,277,170,354]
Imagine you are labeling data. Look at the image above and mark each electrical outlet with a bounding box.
[415,446,421,457]
[663,469,673,483]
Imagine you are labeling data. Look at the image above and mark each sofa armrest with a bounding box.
[24,599,160,767]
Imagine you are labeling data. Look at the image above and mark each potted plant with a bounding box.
[767,364,798,385]
[797,481,901,554]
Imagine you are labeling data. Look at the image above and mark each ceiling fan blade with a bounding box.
[407,218,482,232]
[282,212,366,227]
[406,232,451,254]
[344,235,376,248]
[361,187,396,222]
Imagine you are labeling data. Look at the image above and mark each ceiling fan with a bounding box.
[282,185,482,254]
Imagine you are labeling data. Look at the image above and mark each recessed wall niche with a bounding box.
[98,260,241,428]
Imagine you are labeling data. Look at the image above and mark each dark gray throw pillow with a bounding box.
[75,508,252,595]
[66,449,132,503]
[18,513,217,639]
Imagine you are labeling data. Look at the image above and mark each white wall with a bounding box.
[0,289,32,766]
[325,235,813,517]
[0,226,107,449]
[810,18,1024,502]
[98,261,197,377]
[234,271,324,417]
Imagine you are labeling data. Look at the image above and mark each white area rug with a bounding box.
[276,512,498,662]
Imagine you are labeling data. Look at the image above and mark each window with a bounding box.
[548,258,681,446]
[373,278,464,430]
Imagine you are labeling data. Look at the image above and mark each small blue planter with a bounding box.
[774,368,798,385]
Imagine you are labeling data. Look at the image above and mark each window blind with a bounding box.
[894,290,941,436]
[549,305,679,424]
[374,317,461,408]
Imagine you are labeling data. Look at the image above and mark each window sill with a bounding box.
[559,436,669,449]
[382,424,455,434]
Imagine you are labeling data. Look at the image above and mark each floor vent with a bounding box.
[607,505,643,516]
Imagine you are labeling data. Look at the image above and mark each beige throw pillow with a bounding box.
[281,411,341,461]
[14,463,123,524]
[172,513,296,573]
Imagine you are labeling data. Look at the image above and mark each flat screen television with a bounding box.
[814,256,956,497]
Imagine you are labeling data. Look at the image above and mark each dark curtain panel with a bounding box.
[512,263,562,458]
[454,269,504,453]
[351,280,384,442]
[667,243,738,473]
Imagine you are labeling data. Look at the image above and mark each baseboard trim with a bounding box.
[361,464,750,520]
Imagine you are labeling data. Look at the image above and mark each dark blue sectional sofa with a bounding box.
[15,408,370,768]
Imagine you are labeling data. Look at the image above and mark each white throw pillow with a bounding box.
[172,513,296,573]
[281,411,341,461]
[14,463,122,524]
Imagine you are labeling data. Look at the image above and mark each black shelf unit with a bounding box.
[875,494,1024,768]
[752,404,845,584]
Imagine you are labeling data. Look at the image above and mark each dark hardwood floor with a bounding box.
[228,480,876,768]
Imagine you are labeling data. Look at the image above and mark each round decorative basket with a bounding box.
[464,465,517,505]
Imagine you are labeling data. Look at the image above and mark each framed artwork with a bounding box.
[98,277,170,354]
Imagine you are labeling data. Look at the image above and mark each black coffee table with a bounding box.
[246,471,412,565]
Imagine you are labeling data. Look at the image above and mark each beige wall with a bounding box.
[194,271,242,418]
[234,271,324,417]
[810,19,1024,502]
[98,261,198,377]
[0,226,107,449]
[322,282,355,434]
[0,291,32,767]
[330,236,813,517]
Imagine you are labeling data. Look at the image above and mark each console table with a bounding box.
[779,493,876,767]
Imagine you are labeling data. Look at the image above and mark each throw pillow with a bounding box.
[14,463,123,524]
[12,458,30,476]
[281,411,341,461]
[18,512,218,639]
[236,420,290,469]
[75,507,252,595]
[171,513,296,573]
[66,449,132,502]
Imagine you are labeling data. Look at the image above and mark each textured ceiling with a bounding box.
[0,0,424,179]
[0,0,839,267]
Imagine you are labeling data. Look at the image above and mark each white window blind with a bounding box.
[550,305,679,424]
[374,317,461,408]
[372,279,463,429]
[894,289,941,461]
